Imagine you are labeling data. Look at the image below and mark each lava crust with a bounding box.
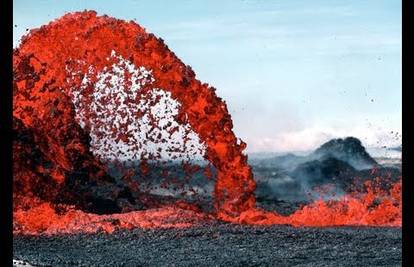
[14,224,401,267]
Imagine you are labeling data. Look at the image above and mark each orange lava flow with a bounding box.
[221,179,401,227]
[13,179,401,235]
[13,11,401,235]
[13,199,212,235]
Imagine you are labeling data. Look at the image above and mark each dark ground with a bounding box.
[14,223,401,267]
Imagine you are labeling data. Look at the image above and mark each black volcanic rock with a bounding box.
[250,137,400,201]
[311,137,377,170]
[290,157,357,189]
[14,226,402,267]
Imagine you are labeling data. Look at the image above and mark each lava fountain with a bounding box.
[13,11,401,235]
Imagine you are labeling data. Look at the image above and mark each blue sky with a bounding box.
[13,0,402,152]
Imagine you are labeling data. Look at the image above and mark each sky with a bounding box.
[13,0,402,153]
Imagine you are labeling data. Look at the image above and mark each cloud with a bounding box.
[244,123,402,153]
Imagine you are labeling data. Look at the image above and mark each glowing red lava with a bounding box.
[223,179,401,227]
[13,11,401,235]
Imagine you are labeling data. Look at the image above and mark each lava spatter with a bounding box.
[14,10,256,231]
[13,11,401,235]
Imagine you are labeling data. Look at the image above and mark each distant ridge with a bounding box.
[311,137,377,170]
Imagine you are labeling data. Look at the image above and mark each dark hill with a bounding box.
[311,137,377,170]
[290,157,356,189]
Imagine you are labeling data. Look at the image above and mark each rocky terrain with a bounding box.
[251,137,401,203]
[14,224,401,267]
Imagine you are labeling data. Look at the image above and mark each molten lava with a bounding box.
[13,11,401,235]
[222,178,401,227]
